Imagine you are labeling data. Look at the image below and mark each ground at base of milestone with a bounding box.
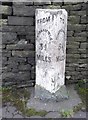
[2,84,87,118]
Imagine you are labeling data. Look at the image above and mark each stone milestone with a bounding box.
[35,9,68,101]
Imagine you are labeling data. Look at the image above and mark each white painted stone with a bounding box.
[36,9,67,94]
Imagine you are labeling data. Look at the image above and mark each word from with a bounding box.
[37,16,51,24]
[37,29,52,41]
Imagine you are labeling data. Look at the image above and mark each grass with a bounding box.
[2,86,48,117]
[25,108,47,117]
[75,79,87,106]
[60,109,74,118]
[60,79,87,118]
[2,79,87,118]
[73,103,84,113]
[60,103,84,118]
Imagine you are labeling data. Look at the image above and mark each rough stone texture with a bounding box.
[0,5,12,15]
[0,2,87,87]
[27,85,82,112]
[72,111,86,118]
[8,16,34,25]
[36,9,67,94]
[13,5,35,16]
[2,85,87,118]
[35,85,68,101]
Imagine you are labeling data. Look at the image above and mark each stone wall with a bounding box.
[0,2,87,87]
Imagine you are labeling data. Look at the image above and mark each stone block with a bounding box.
[74,32,87,37]
[70,4,82,10]
[2,45,6,49]
[35,8,68,101]
[1,25,24,32]
[26,35,35,44]
[87,25,88,31]
[78,48,86,54]
[82,3,86,10]
[67,54,80,59]
[67,48,79,54]
[2,50,11,57]
[81,15,87,23]
[80,54,86,58]
[62,5,72,12]
[70,11,86,16]
[27,57,35,66]
[68,16,80,24]
[13,5,35,16]
[67,41,79,46]
[67,31,74,36]
[1,25,35,34]
[9,57,26,64]
[15,72,30,81]
[0,5,12,15]
[74,37,86,42]
[25,26,35,32]
[18,64,31,71]
[12,50,35,57]
[2,72,15,80]
[2,32,17,44]
[67,44,79,49]
[8,16,34,25]
[26,34,35,39]
[13,2,33,6]
[66,66,75,71]
[53,1,63,5]
[7,59,18,66]
[31,72,35,80]
[80,43,86,49]
[68,24,86,31]
[6,44,34,50]
[7,64,18,72]
[78,59,86,64]
[2,57,7,65]
[0,19,7,26]
[34,1,51,5]
[2,66,9,72]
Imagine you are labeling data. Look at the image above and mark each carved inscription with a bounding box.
[36,9,67,93]
[36,54,51,63]
[37,29,53,41]
[37,28,65,63]
[37,16,51,24]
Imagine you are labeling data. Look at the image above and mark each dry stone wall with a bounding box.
[0,2,87,87]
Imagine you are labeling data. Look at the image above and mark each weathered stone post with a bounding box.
[35,9,68,101]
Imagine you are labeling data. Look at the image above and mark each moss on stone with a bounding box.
[25,108,47,117]
[73,103,84,113]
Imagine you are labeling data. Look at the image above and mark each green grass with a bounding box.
[2,86,48,117]
[75,79,87,106]
[25,108,47,117]
[60,80,87,118]
[60,109,74,118]
[73,103,84,113]
[60,103,84,118]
